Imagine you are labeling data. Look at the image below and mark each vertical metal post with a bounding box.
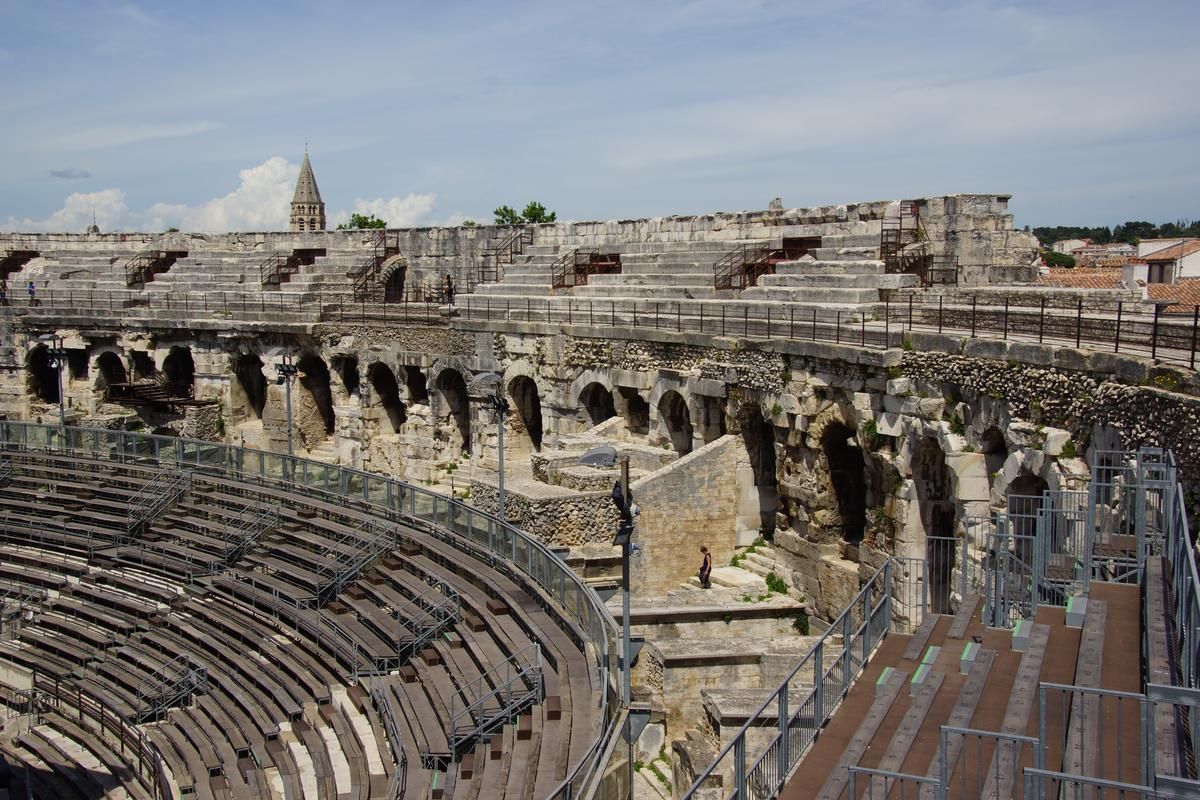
[909,295,914,329]
[1192,306,1199,370]
[1115,302,1123,352]
[497,407,505,523]
[836,311,841,343]
[777,685,790,784]
[971,296,977,337]
[1003,299,1009,340]
[1151,303,1162,360]
[938,296,943,333]
[1076,297,1083,348]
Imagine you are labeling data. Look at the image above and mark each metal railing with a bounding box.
[133,653,208,723]
[683,560,892,798]
[479,226,533,285]
[218,502,279,568]
[127,469,192,540]
[0,421,623,800]
[396,578,461,664]
[713,243,778,290]
[314,519,396,604]
[370,683,409,799]
[450,643,544,756]
[259,252,299,289]
[550,249,621,289]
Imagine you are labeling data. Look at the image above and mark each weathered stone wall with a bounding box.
[468,483,618,547]
[630,435,742,594]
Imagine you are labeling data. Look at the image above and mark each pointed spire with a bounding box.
[292,151,323,205]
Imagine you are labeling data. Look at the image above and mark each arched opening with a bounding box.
[162,346,195,397]
[434,369,471,455]
[914,437,955,613]
[384,265,406,303]
[579,382,616,427]
[740,409,779,538]
[508,376,544,451]
[131,351,156,381]
[234,354,267,419]
[26,346,59,404]
[821,422,867,543]
[1007,471,1049,540]
[616,387,650,435]
[297,354,335,435]
[698,395,727,444]
[403,367,429,405]
[331,356,360,398]
[368,362,406,432]
[658,390,694,455]
[66,350,88,380]
[95,352,127,390]
[981,426,1008,478]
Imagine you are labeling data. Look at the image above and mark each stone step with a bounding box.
[756,273,917,290]
[738,285,881,304]
[774,259,887,275]
[569,285,721,299]
[583,273,717,287]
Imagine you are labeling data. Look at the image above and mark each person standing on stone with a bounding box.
[26,281,36,307]
[444,273,455,306]
[699,546,713,589]
[0,278,7,306]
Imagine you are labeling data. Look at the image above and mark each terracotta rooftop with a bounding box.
[1147,279,1200,308]
[1037,268,1126,290]
[1142,240,1200,262]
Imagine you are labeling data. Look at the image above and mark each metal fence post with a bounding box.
[1076,297,1083,348]
[1151,303,1162,360]
[1038,298,1045,343]
[1115,302,1122,353]
[971,296,977,337]
[734,734,746,799]
[777,684,790,785]
[938,296,943,333]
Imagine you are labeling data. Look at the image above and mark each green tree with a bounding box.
[462,220,478,227]
[337,213,387,230]
[493,202,557,225]
[1042,250,1075,268]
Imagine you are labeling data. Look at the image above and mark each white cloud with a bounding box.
[141,157,298,232]
[330,194,438,228]
[3,189,128,233]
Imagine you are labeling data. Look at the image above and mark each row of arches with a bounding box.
[26,344,197,405]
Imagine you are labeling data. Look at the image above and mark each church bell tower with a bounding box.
[289,150,326,232]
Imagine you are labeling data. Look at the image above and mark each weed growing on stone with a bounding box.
[1060,440,1077,459]
[949,416,965,436]
[901,337,914,351]
[792,611,810,635]
[765,572,788,594]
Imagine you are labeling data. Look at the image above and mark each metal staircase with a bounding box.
[550,249,621,289]
[448,644,543,758]
[713,243,781,290]
[133,654,208,723]
[124,249,186,288]
[880,201,960,286]
[475,226,533,288]
[126,469,192,541]
[315,520,397,604]
[349,230,399,302]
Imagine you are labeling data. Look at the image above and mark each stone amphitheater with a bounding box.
[0,183,1198,800]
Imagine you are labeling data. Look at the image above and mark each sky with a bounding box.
[1,0,1198,233]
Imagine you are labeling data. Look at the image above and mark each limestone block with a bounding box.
[883,395,919,415]
[852,392,873,414]
[637,721,666,763]
[777,393,801,415]
[917,398,945,419]
[814,555,860,619]
[886,378,912,396]
[945,452,988,502]
[1042,427,1072,456]
[1005,421,1041,449]
[876,412,904,437]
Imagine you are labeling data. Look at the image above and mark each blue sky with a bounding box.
[2,0,1198,232]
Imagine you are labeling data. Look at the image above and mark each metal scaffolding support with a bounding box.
[126,469,192,541]
[133,654,208,724]
[449,644,543,757]
[314,519,396,604]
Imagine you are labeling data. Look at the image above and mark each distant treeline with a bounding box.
[1034,219,1200,246]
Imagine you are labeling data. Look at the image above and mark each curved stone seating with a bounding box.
[0,435,616,799]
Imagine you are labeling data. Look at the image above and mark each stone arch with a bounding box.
[131,351,156,380]
[330,355,360,399]
[94,351,127,391]
[821,421,867,543]
[402,365,429,405]
[579,381,617,427]
[367,362,406,433]
[162,346,195,395]
[381,256,408,303]
[738,405,779,538]
[657,390,694,455]
[508,375,544,451]
[913,436,955,613]
[297,354,335,436]
[616,387,650,435]
[233,353,267,419]
[433,367,471,456]
[26,345,59,404]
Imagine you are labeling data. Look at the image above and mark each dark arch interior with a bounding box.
[822,422,866,543]
[66,349,88,379]
[741,410,779,538]
[26,346,59,404]
[332,356,359,397]
[234,354,267,419]
[369,362,407,432]
[658,391,694,455]
[616,387,650,435]
[982,426,1008,477]
[914,437,955,613]
[162,346,195,395]
[95,352,127,389]
[404,367,429,405]
[508,376,544,451]
[698,395,727,444]
[384,266,406,303]
[298,354,336,434]
[579,382,616,427]
[435,369,471,455]
[131,351,156,381]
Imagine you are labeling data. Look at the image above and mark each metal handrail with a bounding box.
[712,243,777,290]
[0,421,623,800]
[127,469,192,539]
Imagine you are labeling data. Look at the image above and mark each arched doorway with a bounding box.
[579,382,616,427]
[26,346,59,404]
[508,376,544,451]
[434,369,471,455]
[233,354,267,419]
[384,265,407,303]
[368,362,407,432]
[616,387,650,435]
[914,437,955,613]
[403,367,429,405]
[95,352,127,390]
[162,346,195,397]
[297,354,335,435]
[658,390,693,455]
[740,409,779,538]
[821,422,866,543]
[331,356,360,398]
[131,351,156,381]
